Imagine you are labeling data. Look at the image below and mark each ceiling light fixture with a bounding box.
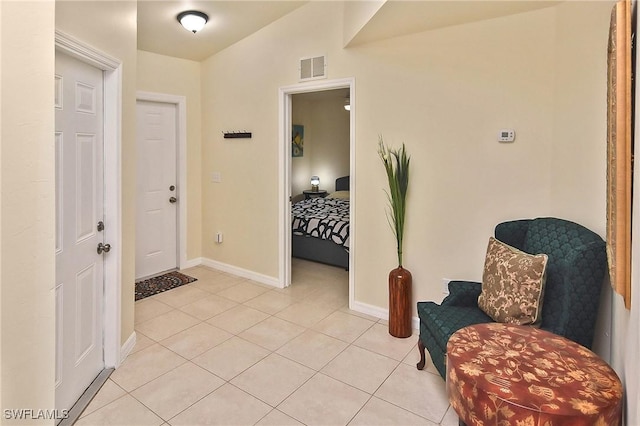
[177,10,208,34]
[344,96,351,111]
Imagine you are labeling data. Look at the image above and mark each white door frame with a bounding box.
[55,30,122,369]
[278,77,356,308]
[136,91,188,271]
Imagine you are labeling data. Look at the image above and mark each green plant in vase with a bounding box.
[378,136,412,338]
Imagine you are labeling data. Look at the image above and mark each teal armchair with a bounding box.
[416,217,608,379]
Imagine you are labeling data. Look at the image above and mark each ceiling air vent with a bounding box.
[299,55,327,81]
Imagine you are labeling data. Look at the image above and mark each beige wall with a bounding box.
[137,50,203,261]
[55,0,137,346]
[1,0,56,416]
[291,94,350,195]
[200,1,559,299]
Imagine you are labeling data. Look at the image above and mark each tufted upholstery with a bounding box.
[416,217,607,379]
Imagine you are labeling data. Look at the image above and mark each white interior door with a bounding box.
[55,52,105,412]
[136,101,178,279]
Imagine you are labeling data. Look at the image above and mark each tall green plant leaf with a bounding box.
[378,136,410,266]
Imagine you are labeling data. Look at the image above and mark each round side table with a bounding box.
[446,323,622,426]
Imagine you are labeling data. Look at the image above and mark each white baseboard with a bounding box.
[200,257,281,288]
[119,331,136,366]
[350,300,420,331]
[182,257,203,270]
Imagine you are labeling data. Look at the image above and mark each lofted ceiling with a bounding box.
[137,1,307,61]
[137,1,562,62]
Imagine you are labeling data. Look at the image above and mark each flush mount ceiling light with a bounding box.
[177,10,208,33]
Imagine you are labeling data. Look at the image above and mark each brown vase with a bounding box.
[388,266,412,338]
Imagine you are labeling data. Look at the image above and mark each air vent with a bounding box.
[299,55,327,81]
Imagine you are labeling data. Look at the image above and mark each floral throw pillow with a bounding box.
[478,237,548,325]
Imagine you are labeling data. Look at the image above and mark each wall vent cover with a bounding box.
[299,55,327,81]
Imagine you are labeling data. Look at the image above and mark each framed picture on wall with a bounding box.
[292,124,304,157]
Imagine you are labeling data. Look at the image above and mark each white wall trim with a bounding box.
[278,78,356,303]
[350,301,420,332]
[119,332,136,363]
[200,258,280,288]
[135,92,188,272]
[183,257,203,270]
[55,30,123,369]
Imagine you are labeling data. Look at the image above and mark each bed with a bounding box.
[291,176,350,269]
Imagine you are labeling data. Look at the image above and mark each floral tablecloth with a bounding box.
[446,323,622,426]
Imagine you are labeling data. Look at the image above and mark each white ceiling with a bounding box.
[137,1,307,61]
[137,1,562,62]
[346,1,561,47]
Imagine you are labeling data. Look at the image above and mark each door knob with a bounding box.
[97,242,111,255]
[169,197,177,203]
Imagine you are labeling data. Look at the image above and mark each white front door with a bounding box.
[135,101,178,279]
[55,52,105,412]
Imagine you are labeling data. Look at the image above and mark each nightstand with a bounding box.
[303,190,328,199]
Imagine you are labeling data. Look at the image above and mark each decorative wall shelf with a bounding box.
[223,131,252,139]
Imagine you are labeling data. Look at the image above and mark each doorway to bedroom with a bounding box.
[278,78,355,310]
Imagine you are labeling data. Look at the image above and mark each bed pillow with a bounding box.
[478,237,548,326]
[326,190,350,199]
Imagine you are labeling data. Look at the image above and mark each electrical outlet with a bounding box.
[211,172,222,183]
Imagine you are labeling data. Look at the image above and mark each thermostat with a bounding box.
[498,129,515,143]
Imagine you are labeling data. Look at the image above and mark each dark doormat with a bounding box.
[135,271,197,301]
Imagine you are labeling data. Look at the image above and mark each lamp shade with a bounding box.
[177,11,208,33]
[344,97,350,111]
[310,175,320,191]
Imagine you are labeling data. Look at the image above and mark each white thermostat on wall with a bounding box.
[498,129,516,143]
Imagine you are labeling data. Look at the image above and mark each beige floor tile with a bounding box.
[276,329,348,370]
[216,280,271,303]
[135,310,200,342]
[338,307,381,322]
[313,311,376,343]
[169,383,271,426]
[75,394,163,426]
[130,332,155,355]
[231,353,314,406]
[239,316,305,351]
[191,276,243,294]
[178,294,238,320]
[441,405,461,426]
[206,305,270,335]
[160,322,233,359]
[275,300,337,328]
[151,284,210,308]
[79,379,126,418]
[192,336,270,381]
[321,345,399,394]
[110,343,186,392]
[130,362,224,421]
[135,298,174,324]
[353,323,417,361]
[255,409,304,426]
[273,280,323,300]
[348,396,437,425]
[180,266,224,281]
[243,290,296,315]
[278,373,370,426]
[374,363,450,423]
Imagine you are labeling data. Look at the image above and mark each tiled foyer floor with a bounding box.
[77,259,459,426]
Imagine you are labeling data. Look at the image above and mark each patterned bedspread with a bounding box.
[292,197,350,249]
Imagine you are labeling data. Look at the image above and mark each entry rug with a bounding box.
[135,271,197,301]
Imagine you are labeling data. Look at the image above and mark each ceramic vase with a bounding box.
[388,266,412,338]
